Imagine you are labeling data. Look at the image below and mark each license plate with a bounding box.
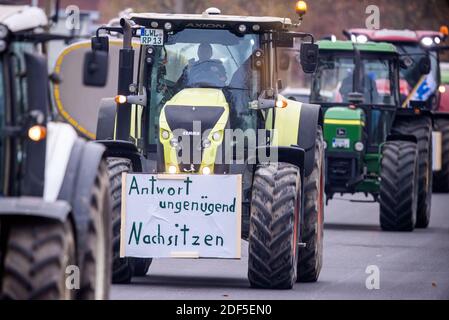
[332,138,350,149]
[140,28,164,46]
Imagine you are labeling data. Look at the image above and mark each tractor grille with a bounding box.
[326,155,357,189]
[164,105,224,173]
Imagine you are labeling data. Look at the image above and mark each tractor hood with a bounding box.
[159,88,230,174]
[323,107,365,152]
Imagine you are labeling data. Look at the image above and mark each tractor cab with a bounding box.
[310,40,400,195]
[87,7,320,175]
[345,28,448,110]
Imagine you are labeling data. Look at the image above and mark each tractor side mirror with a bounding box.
[91,36,109,53]
[83,36,109,87]
[300,42,318,74]
[418,56,431,75]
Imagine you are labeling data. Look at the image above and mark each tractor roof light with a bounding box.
[164,22,173,31]
[295,1,308,17]
[440,25,449,38]
[238,24,247,33]
[115,95,127,104]
[28,125,47,142]
[439,85,446,94]
[356,34,368,43]
[421,37,433,47]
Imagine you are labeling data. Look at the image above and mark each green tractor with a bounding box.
[311,40,432,231]
[82,4,325,288]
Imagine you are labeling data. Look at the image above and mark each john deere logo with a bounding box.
[337,128,346,137]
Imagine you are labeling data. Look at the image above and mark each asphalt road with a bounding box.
[111,193,449,300]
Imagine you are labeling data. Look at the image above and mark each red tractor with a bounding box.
[345,27,449,192]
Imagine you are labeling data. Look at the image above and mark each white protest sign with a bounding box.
[120,174,242,259]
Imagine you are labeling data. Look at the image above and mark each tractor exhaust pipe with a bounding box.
[115,18,135,141]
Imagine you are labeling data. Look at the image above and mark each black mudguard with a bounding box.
[96,98,116,140]
[97,139,143,171]
[58,139,106,270]
[297,103,323,177]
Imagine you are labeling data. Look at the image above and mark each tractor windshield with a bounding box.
[395,44,438,103]
[310,54,397,106]
[144,29,260,144]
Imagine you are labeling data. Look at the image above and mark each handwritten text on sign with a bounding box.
[120,174,242,259]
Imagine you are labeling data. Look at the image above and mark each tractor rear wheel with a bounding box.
[393,118,432,228]
[248,163,301,289]
[108,158,152,283]
[297,127,324,282]
[2,219,76,299]
[379,141,419,231]
[433,118,449,193]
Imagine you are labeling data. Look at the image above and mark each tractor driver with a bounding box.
[176,43,228,89]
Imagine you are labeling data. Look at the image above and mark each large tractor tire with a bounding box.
[393,118,432,228]
[2,219,76,299]
[379,141,419,231]
[297,127,324,282]
[108,158,152,283]
[433,118,449,193]
[78,160,112,300]
[248,163,301,289]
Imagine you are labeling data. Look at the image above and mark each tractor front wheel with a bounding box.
[393,118,432,228]
[2,219,76,299]
[379,141,419,231]
[108,158,152,283]
[248,163,301,289]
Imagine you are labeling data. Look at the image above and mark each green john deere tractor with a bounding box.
[311,40,432,231]
[82,4,325,288]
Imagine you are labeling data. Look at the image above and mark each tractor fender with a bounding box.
[57,138,106,270]
[96,139,143,171]
[297,103,323,177]
[96,98,116,140]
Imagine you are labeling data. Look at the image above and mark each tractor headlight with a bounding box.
[170,138,179,148]
[356,34,368,43]
[421,37,433,46]
[355,141,364,152]
[212,131,222,142]
[202,138,211,149]
[168,165,177,174]
[323,140,327,149]
[202,166,211,175]
[161,129,170,140]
